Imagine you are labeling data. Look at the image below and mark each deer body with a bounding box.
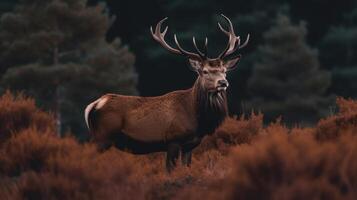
[86,85,200,152]
[85,14,249,171]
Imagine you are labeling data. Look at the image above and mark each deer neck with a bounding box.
[192,78,228,137]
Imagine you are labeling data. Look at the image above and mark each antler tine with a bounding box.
[218,14,249,59]
[218,32,234,59]
[150,17,181,54]
[218,22,240,47]
[192,37,206,59]
[218,22,229,35]
[239,33,250,49]
[218,14,238,58]
[151,17,203,61]
[174,34,202,60]
[204,37,208,57]
[220,14,235,35]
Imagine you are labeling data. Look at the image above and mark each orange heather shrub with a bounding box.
[145,149,231,200]
[196,113,263,154]
[316,97,357,141]
[176,123,357,200]
[226,131,357,200]
[0,91,55,143]
[0,129,146,200]
[1,94,357,200]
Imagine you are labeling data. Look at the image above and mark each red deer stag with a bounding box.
[85,14,249,172]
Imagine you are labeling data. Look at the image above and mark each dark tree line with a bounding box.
[0,0,138,138]
[95,0,356,124]
[247,15,332,124]
[0,0,356,135]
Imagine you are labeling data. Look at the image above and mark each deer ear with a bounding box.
[188,58,202,71]
[225,55,241,71]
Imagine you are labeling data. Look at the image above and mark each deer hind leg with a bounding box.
[166,143,180,173]
[93,130,114,152]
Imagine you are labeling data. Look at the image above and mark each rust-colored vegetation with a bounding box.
[0,92,356,200]
[0,91,55,143]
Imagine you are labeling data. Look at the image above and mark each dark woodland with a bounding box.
[0,0,357,199]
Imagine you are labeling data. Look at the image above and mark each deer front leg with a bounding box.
[166,143,180,172]
[181,149,192,166]
[181,136,201,167]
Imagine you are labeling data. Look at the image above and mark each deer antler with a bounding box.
[217,14,249,59]
[193,37,208,58]
[151,18,207,61]
[151,15,249,61]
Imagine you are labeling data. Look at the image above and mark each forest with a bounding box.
[0,0,357,199]
[0,0,356,135]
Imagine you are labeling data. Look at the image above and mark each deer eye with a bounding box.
[203,70,209,75]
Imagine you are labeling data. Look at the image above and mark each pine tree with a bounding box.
[320,7,357,98]
[0,0,138,136]
[247,14,332,124]
[0,0,109,71]
[61,39,138,137]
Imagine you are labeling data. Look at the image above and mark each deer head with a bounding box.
[151,14,249,93]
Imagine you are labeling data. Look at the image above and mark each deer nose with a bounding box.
[218,80,229,88]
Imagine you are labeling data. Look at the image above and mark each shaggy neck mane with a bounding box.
[193,78,228,137]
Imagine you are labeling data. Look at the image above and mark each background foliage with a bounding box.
[94,0,357,124]
[0,0,138,138]
[0,0,356,135]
